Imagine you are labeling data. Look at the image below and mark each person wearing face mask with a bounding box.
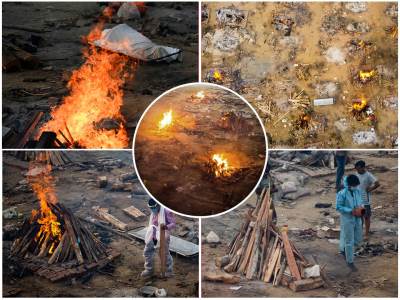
[141,199,176,278]
[354,160,380,239]
[336,174,364,272]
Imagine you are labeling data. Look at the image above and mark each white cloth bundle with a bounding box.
[93,24,182,62]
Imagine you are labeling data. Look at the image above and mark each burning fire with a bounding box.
[158,110,173,130]
[28,163,61,254]
[213,70,222,81]
[212,154,232,177]
[196,90,205,99]
[352,96,368,111]
[39,7,134,148]
[359,70,376,82]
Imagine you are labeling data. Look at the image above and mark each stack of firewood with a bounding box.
[16,151,72,166]
[222,187,325,291]
[11,202,108,265]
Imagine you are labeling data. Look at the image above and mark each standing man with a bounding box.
[354,160,380,239]
[335,151,347,192]
[141,199,176,278]
[336,175,364,272]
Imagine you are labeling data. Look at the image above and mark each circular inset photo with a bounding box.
[133,83,267,217]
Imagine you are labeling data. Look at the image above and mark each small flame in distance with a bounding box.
[158,110,173,130]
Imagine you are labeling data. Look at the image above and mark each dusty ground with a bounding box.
[202,151,397,297]
[3,2,198,148]
[134,84,266,216]
[202,2,398,148]
[3,151,198,297]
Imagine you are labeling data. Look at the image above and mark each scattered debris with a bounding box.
[352,130,378,145]
[216,8,248,28]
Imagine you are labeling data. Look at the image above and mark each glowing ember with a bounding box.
[213,70,222,81]
[158,110,173,130]
[196,90,205,99]
[359,70,376,82]
[28,163,61,254]
[212,154,232,177]
[39,7,134,148]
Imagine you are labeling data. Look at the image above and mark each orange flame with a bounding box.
[28,163,61,254]
[212,154,232,177]
[352,96,368,111]
[39,7,134,148]
[359,70,376,81]
[158,110,173,130]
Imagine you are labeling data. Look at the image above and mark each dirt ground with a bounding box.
[202,2,398,149]
[2,151,198,297]
[134,84,266,216]
[3,2,198,149]
[202,151,398,297]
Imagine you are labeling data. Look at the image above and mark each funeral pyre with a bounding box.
[20,7,136,149]
[220,187,326,292]
[10,161,119,282]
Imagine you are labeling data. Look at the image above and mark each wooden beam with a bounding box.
[281,226,301,281]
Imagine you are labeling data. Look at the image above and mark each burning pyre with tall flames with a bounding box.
[11,161,112,271]
[29,163,61,255]
[39,7,136,148]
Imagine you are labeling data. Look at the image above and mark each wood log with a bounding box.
[123,205,145,219]
[257,228,267,279]
[79,216,136,242]
[281,227,301,281]
[49,233,67,264]
[288,277,324,292]
[37,233,51,257]
[262,235,276,279]
[274,258,286,286]
[264,243,281,282]
[203,272,240,284]
[93,207,129,231]
[16,111,44,148]
[245,225,261,278]
[273,245,283,284]
[64,216,84,264]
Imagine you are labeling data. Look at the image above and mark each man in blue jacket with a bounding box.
[336,174,364,272]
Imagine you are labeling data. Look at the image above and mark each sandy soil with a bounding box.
[134,84,266,216]
[3,2,198,149]
[202,2,398,148]
[2,151,198,297]
[201,151,397,297]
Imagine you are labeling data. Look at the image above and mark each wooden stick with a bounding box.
[16,111,44,148]
[159,226,166,278]
[64,123,75,144]
[48,233,67,264]
[37,233,50,257]
[64,215,84,264]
